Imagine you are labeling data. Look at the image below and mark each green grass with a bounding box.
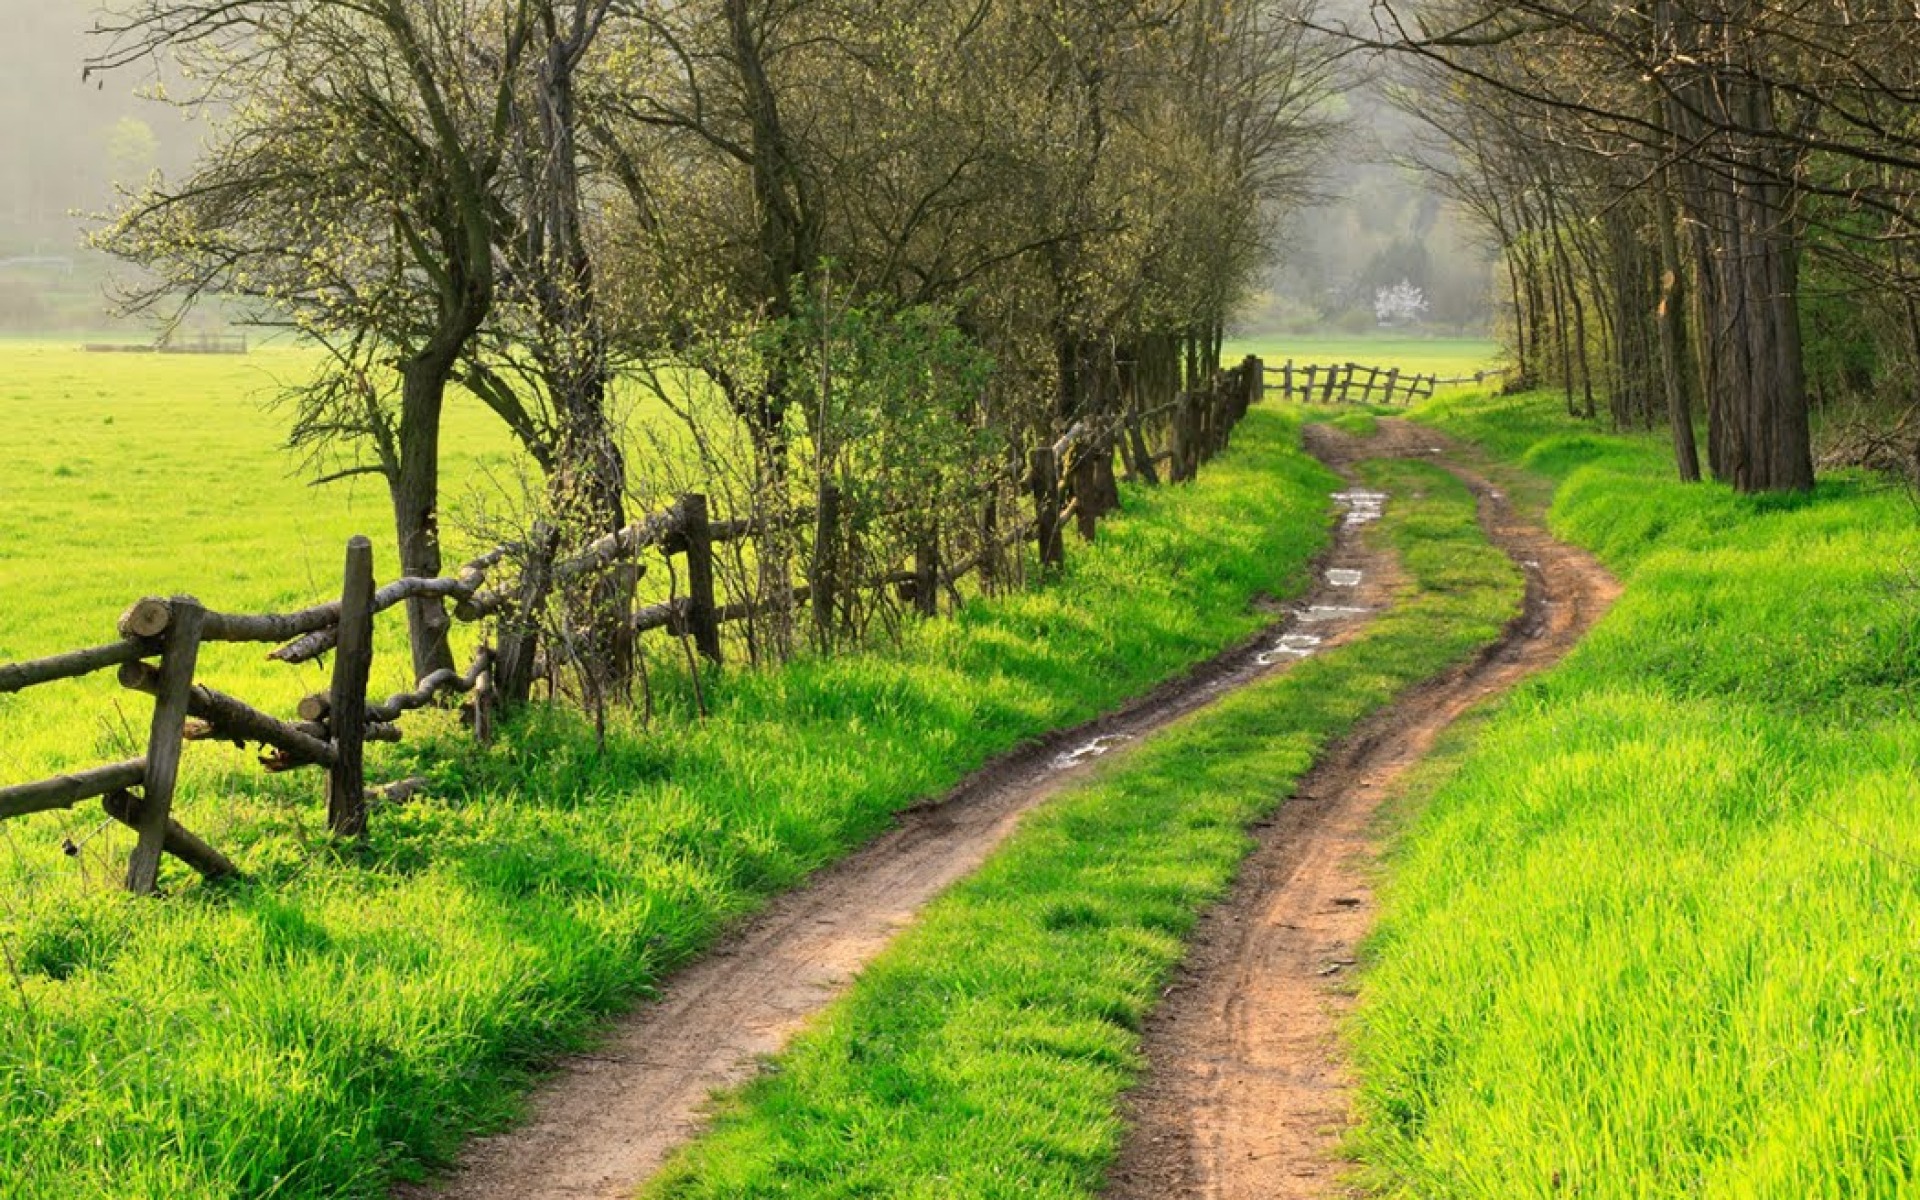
[639,456,1523,1199]
[1226,335,1500,379]
[0,372,1341,1197]
[1348,390,1920,1196]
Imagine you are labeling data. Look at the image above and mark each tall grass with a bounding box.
[641,458,1523,1198]
[1349,391,1920,1195]
[0,390,1336,1197]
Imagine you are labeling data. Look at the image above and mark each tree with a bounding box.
[91,0,540,675]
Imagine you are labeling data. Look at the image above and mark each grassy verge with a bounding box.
[0,409,1345,1200]
[640,457,1521,1199]
[1349,391,1920,1195]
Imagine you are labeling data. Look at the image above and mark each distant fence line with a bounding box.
[0,359,1266,895]
[1266,359,1508,406]
[82,333,250,356]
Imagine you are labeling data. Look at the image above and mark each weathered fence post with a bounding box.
[1321,364,1339,405]
[1029,446,1065,569]
[472,644,495,747]
[1124,401,1161,487]
[680,493,722,664]
[1070,438,1118,540]
[1385,367,1402,404]
[125,596,204,895]
[497,522,556,710]
[327,537,375,838]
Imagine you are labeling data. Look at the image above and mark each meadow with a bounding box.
[1348,391,1920,1195]
[0,338,1343,1198]
[0,343,525,778]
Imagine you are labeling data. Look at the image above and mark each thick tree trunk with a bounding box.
[393,356,459,680]
[1654,168,1703,482]
[1661,0,1813,493]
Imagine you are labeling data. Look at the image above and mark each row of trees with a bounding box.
[92,0,1336,693]
[1370,0,1920,493]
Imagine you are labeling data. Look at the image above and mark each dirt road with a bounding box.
[1104,420,1619,1199]
[399,455,1402,1200]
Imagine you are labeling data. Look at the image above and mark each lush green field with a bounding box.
[0,349,1339,1198]
[642,456,1523,1198]
[1349,391,1920,1195]
[0,342,528,780]
[1227,334,1500,379]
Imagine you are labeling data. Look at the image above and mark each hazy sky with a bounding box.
[0,0,195,255]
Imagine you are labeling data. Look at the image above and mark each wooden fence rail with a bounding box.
[1266,359,1508,406]
[0,357,1267,894]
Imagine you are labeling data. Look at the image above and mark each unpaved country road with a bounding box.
[1104,420,1620,1200]
[398,461,1403,1200]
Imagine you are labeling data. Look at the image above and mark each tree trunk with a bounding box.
[393,356,458,680]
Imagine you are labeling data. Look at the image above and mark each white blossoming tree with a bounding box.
[1374,279,1429,327]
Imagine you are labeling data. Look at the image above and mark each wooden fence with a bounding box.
[0,358,1265,894]
[1266,360,1507,406]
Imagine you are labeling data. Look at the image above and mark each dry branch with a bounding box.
[556,504,683,582]
[364,649,491,724]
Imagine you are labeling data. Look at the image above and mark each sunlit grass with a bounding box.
[1347,390,1920,1195]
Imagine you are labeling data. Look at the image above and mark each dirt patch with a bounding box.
[396,485,1403,1200]
[1102,420,1619,1199]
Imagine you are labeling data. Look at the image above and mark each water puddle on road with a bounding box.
[1051,734,1135,771]
[1301,606,1369,622]
[1326,569,1363,588]
[1332,490,1388,528]
[1258,633,1325,667]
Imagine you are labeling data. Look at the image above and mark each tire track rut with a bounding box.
[1105,420,1619,1200]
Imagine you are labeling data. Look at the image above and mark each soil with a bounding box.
[396,454,1405,1199]
[1103,420,1620,1200]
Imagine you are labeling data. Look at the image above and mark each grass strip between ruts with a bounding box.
[641,456,1523,1199]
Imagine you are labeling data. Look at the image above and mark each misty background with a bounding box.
[0,0,1494,340]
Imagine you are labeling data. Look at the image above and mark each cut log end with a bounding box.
[117,597,173,639]
[116,659,160,691]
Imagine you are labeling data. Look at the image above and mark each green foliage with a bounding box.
[641,458,1522,1198]
[1350,391,1920,1195]
[0,367,1335,1198]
